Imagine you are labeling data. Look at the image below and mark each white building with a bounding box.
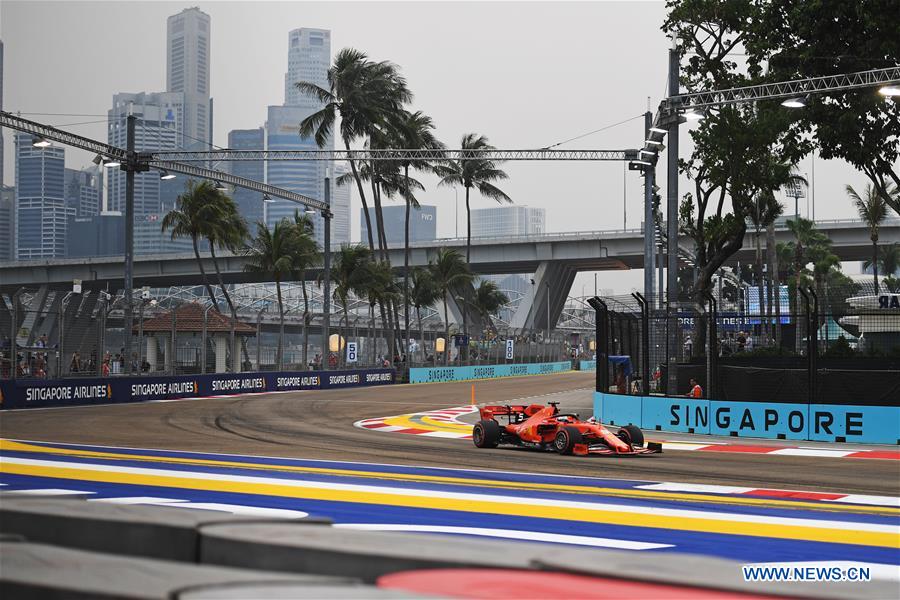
[166,7,211,150]
[471,205,545,238]
[284,28,331,109]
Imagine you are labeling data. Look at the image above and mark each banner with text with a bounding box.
[593,392,899,445]
[0,368,396,410]
[409,361,571,384]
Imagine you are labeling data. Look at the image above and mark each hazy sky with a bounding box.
[1,1,886,292]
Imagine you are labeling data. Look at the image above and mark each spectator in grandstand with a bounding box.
[69,351,82,374]
[35,334,48,349]
[736,331,747,352]
[614,364,627,394]
[685,378,703,398]
[101,358,110,377]
[630,375,643,395]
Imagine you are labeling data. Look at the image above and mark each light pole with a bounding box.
[665,46,680,396]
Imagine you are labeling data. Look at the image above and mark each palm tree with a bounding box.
[872,242,900,279]
[243,219,296,370]
[785,218,829,352]
[327,245,371,366]
[205,192,249,318]
[847,183,889,293]
[161,180,222,310]
[390,110,444,353]
[471,280,510,329]
[409,267,440,362]
[362,261,397,365]
[748,191,783,340]
[296,48,411,254]
[435,133,511,348]
[435,133,511,263]
[291,211,320,370]
[429,249,474,365]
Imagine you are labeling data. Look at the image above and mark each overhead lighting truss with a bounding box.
[661,66,900,113]
[0,110,325,211]
[150,149,639,162]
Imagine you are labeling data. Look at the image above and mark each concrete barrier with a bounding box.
[0,542,355,600]
[201,523,549,583]
[594,391,900,444]
[409,361,571,384]
[0,497,328,561]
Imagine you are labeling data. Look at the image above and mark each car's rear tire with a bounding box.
[553,426,583,455]
[473,419,501,448]
[617,424,644,447]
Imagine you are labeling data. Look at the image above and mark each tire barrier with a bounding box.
[594,392,900,445]
[1,498,889,599]
[409,361,571,384]
[0,368,396,410]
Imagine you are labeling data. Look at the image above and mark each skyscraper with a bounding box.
[1,39,5,188]
[107,92,189,255]
[14,133,68,260]
[64,166,102,217]
[0,185,14,262]
[265,27,341,247]
[227,128,265,226]
[284,29,331,108]
[471,205,545,238]
[166,7,211,150]
[361,204,437,245]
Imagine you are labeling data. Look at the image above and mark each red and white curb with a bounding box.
[634,482,899,508]
[356,406,899,460]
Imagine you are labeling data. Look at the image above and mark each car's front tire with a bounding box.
[617,424,645,447]
[553,426,583,455]
[473,419,501,448]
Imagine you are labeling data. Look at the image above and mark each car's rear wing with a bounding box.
[479,404,544,421]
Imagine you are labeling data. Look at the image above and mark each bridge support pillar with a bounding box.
[509,262,576,333]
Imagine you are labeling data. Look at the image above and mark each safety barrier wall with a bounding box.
[579,360,597,371]
[409,361,571,384]
[593,392,900,445]
[0,368,396,410]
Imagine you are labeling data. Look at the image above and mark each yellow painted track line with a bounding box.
[2,460,895,548]
[1,439,896,517]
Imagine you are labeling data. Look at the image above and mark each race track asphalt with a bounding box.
[1,371,896,495]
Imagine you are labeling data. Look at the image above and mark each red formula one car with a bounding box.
[472,401,661,456]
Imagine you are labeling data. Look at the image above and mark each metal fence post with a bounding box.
[797,287,812,406]
[809,287,819,403]
[201,306,208,375]
[11,290,21,380]
[170,309,177,376]
[632,292,650,395]
[587,297,608,393]
[704,292,718,399]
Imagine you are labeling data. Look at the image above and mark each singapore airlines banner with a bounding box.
[0,368,395,410]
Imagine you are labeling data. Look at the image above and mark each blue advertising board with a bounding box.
[0,368,395,410]
[409,361,571,384]
[579,360,597,371]
[593,392,899,444]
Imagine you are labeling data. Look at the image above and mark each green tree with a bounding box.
[409,267,441,362]
[296,48,411,253]
[362,260,397,364]
[748,190,784,339]
[470,280,510,330]
[243,219,297,370]
[204,192,249,318]
[428,249,474,365]
[391,110,444,353]
[869,242,900,279]
[750,0,900,216]
[161,180,223,310]
[291,211,321,369]
[435,134,511,263]
[847,183,889,293]
[327,245,372,366]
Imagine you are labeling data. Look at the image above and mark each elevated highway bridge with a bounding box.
[1,218,895,331]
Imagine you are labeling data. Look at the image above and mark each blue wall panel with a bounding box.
[409,361,571,384]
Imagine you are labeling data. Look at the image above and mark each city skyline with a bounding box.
[1,2,894,290]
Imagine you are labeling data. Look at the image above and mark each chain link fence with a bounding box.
[594,287,900,403]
